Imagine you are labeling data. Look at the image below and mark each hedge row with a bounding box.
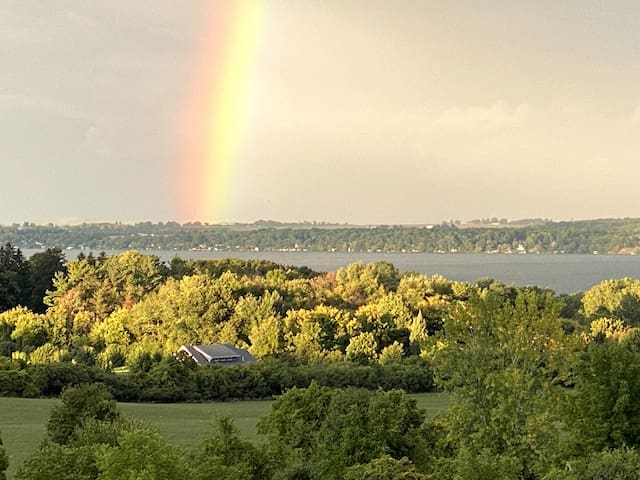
[0,357,434,402]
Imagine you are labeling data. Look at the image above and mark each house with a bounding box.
[177,344,256,366]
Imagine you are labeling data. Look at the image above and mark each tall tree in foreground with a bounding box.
[47,383,119,445]
[563,327,640,455]
[431,291,576,479]
[258,383,426,479]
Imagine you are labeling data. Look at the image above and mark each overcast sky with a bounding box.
[2,1,640,225]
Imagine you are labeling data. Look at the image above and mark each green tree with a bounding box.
[582,278,640,326]
[230,291,281,346]
[1,307,51,351]
[543,447,640,480]
[346,332,378,363]
[283,305,348,360]
[191,417,272,480]
[96,429,189,480]
[17,420,150,480]
[313,388,425,477]
[122,272,240,354]
[97,251,165,314]
[45,255,99,312]
[28,342,69,364]
[353,293,410,336]
[564,329,640,454]
[344,455,429,480]
[408,311,429,354]
[26,247,66,313]
[397,273,453,335]
[258,383,426,479]
[589,317,628,341]
[249,316,285,358]
[258,382,333,458]
[378,341,404,364]
[0,243,29,312]
[45,257,101,347]
[432,291,576,479]
[16,444,97,480]
[333,262,388,307]
[18,408,155,480]
[44,251,166,347]
[91,308,131,367]
[70,417,149,448]
[286,315,324,360]
[47,383,119,444]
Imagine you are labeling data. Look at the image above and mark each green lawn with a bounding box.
[0,392,450,479]
[0,397,58,480]
[119,399,273,446]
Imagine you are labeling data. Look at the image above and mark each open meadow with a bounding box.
[0,392,450,479]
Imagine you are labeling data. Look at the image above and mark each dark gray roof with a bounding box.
[177,344,256,366]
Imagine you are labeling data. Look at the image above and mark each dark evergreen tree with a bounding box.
[26,247,66,313]
[0,243,29,312]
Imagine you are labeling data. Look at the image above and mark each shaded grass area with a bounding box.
[0,397,59,480]
[119,400,273,446]
[0,392,450,479]
[414,392,452,419]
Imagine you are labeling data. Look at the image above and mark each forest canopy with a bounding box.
[3,245,640,478]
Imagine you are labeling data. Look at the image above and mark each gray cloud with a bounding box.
[2,0,640,224]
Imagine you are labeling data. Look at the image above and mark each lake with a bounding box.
[23,249,640,294]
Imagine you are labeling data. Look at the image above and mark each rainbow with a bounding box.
[181,1,265,223]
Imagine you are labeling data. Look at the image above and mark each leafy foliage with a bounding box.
[544,448,640,480]
[564,330,640,454]
[344,455,430,480]
[431,291,578,479]
[258,383,426,479]
[47,384,119,444]
[0,243,29,312]
[190,417,273,480]
[582,278,640,325]
[16,444,98,480]
[6,247,640,478]
[96,429,190,480]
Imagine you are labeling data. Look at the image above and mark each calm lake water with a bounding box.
[24,249,640,294]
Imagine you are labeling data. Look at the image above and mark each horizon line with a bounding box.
[2,216,636,228]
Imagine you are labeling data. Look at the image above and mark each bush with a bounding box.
[29,363,97,397]
[47,383,119,444]
[544,448,640,480]
[0,370,29,397]
[15,444,97,480]
[0,356,434,402]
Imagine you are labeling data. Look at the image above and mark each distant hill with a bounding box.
[1,218,639,254]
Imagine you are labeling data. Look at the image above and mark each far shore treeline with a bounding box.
[3,217,640,253]
[4,244,640,477]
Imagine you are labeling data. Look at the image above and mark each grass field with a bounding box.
[0,392,450,479]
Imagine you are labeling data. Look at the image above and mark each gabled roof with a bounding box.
[177,344,256,366]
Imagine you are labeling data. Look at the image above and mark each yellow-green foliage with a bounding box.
[582,278,640,325]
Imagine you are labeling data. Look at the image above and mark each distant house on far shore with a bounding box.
[177,344,256,366]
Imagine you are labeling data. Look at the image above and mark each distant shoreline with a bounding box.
[4,218,640,255]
